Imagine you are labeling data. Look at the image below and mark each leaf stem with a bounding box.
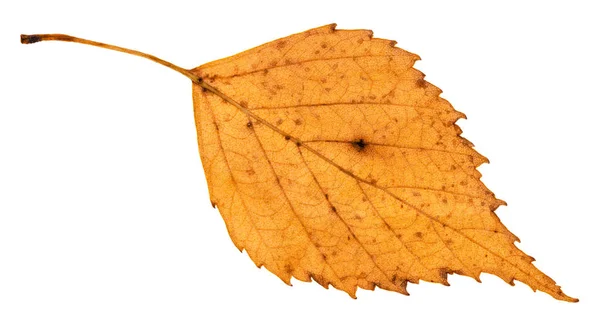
[20,34,202,84]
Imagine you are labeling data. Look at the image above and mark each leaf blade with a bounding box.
[191,24,577,302]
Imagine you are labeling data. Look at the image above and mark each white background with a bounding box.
[1,0,598,323]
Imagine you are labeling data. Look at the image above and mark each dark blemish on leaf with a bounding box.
[269,60,277,67]
[324,193,329,199]
[459,180,467,186]
[439,268,451,285]
[392,274,397,282]
[285,58,292,65]
[294,119,302,125]
[246,121,253,128]
[276,40,287,49]
[284,135,291,141]
[276,118,283,125]
[211,200,216,208]
[347,235,351,241]
[357,38,364,44]
[304,67,310,72]
[296,142,301,147]
[240,101,248,108]
[352,138,367,151]
[262,69,269,75]
[416,79,427,89]
[321,42,328,49]
[314,50,320,55]
[320,78,327,83]
[442,198,448,204]
[412,191,421,197]
[331,206,337,213]
[214,123,219,131]
[312,274,327,287]
[284,264,293,274]
[415,232,423,238]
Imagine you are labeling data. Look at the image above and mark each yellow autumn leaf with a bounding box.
[21,24,577,302]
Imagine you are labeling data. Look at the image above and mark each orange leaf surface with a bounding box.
[21,24,577,302]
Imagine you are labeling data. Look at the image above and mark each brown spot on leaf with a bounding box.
[352,138,367,151]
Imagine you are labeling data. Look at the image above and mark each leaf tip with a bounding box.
[556,289,579,303]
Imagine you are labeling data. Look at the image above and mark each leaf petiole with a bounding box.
[20,33,203,85]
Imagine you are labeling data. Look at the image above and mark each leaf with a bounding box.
[20,24,577,302]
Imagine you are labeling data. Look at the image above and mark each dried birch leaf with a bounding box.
[21,24,577,302]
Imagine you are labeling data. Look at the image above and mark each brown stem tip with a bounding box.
[21,34,42,44]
